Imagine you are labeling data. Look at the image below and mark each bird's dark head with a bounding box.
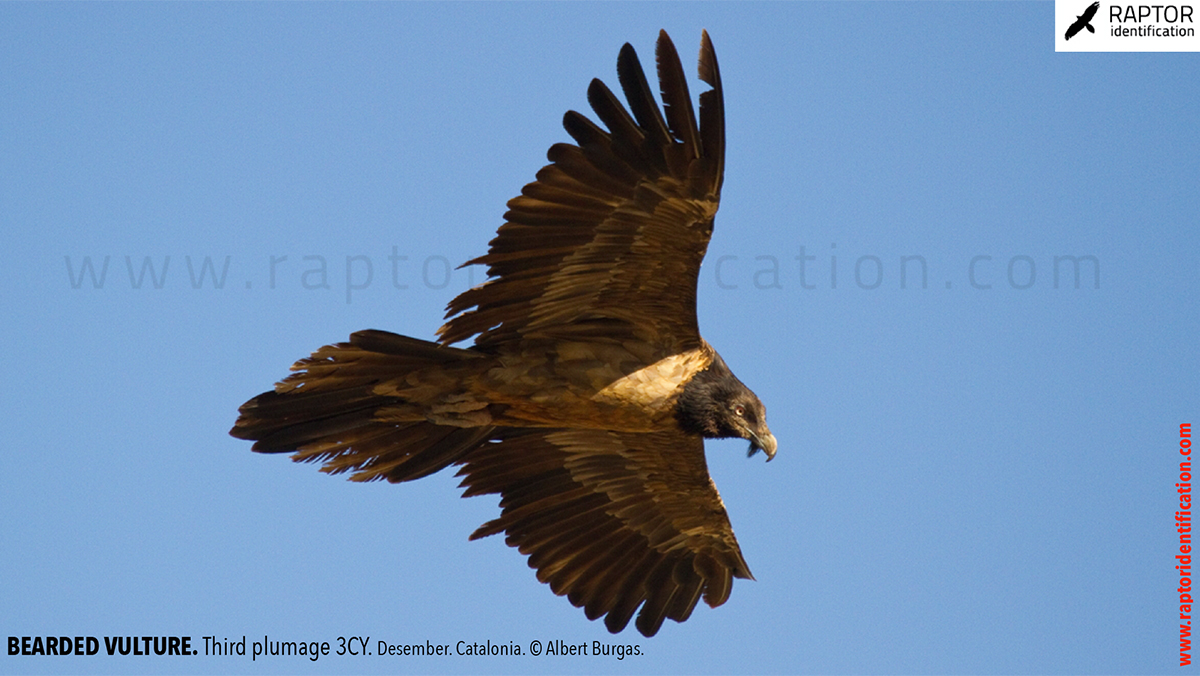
[675,352,777,461]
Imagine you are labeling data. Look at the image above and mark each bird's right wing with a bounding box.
[458,427,752,637]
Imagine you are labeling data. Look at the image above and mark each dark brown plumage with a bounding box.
[231,30,775,637]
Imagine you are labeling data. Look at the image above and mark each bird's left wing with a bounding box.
[457,427,752,637]
[438,30,724,358]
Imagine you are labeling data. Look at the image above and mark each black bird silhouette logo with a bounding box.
[1065,1,1101,40]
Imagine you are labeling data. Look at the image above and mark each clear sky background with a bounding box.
[2,2,1197,675]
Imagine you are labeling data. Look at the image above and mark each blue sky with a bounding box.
[2,2,1197,674]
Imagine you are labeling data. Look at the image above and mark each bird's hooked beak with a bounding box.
[747,425,777,462]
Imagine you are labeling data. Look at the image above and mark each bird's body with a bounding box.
[231,30,774,638]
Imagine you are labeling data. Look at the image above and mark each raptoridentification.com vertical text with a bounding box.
[1177,422,1194,666]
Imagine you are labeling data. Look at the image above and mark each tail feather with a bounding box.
[230,330,495,483]
[238,402,379,453]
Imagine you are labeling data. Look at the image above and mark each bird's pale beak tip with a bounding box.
[749,432,778,462]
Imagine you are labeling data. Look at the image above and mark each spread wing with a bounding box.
[458,427,752,637]
[438,30,725,357]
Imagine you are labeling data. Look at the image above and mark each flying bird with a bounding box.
[1065,1,1100,40]
[231,30,775,638]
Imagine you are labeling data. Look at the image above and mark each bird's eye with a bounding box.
[734,405,745,417]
